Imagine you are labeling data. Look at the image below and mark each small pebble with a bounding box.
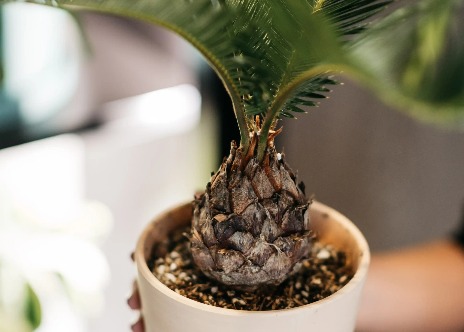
[232,298,246,305]
[311,278,322,285]
[170,251,180,259]
[316,248,331,260]
[165,273,176,282]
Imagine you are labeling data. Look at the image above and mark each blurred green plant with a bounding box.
[0,191,111,331]
[0,263,41,332]
[24,284,41,330]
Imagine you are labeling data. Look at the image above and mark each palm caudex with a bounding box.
[2,0,464,289]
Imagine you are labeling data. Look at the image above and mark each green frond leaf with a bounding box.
[2,0,463,156]
[252,0,391,159]
[348,0,464,127]
[0,0,391,150]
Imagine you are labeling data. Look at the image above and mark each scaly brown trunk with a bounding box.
[191,138,312,290]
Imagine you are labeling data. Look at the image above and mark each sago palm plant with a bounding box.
[2,0,464,291]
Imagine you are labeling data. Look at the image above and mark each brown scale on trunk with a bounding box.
[191,134,312,291]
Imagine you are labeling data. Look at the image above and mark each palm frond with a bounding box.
[1,0,463,156]
[348,0,464,125]
[266,0,392,122]
[0,0,390,154]
[250,0,391,158]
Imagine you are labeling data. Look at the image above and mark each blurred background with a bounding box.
[0,2,463,331]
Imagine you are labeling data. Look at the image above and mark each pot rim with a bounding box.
[135,200,370,316]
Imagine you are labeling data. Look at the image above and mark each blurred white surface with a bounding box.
[1,6,216,330]
[0,135,86,227]
[99,84,202,145]
[0,135,112,332]
[0,83,216,331]
[83,84,216,332]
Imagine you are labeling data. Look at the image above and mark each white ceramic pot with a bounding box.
[135,201,370,332]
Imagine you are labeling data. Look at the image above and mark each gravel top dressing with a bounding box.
[148,227,353,311]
